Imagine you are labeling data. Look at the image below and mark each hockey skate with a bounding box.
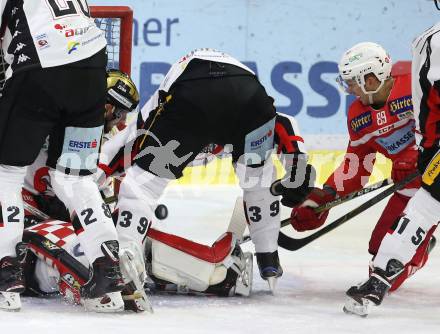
[343,259,404,317]
[119,242,153,313]
[81,240,125,313]
[205,246,253,297]
[256,250,283,293]
[0,243,27,311]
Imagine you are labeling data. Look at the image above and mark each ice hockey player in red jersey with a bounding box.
[281,42,436,306]
[343,1,440,317]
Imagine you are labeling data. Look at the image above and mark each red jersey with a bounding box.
[326,74,416,195]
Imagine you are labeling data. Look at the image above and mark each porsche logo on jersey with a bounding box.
[350,111,372,132]
[422,150,440,186]
[389,95,413,116]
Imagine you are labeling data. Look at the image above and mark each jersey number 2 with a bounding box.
[47,0,90,18]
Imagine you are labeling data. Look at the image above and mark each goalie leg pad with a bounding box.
[148,229,252,295]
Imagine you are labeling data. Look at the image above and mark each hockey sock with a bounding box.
[49,170,118,264]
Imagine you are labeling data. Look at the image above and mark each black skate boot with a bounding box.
[81,240,125,312]
[256,250,283,292]
[0,243,27,311]
[343,259,404,317]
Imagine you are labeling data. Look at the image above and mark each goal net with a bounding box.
[0,5,133,93]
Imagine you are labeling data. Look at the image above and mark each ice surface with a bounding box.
[3,185,440,333]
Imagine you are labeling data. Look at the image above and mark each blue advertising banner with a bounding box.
[90,0,438,144]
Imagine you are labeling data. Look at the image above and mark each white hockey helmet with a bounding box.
[336,42,392,95]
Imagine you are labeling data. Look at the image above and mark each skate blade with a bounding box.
[343,297,371,317]
[267,277,277,294]
[0,292,21,311]
[122,290,152,313]
[235,252,253,297]
[120,251,154,313]
[83,292,125,313]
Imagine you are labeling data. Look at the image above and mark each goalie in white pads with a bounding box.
[20,218,252,312]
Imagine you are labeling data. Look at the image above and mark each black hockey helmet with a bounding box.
[435,0,440,10]
[106,69,139,113]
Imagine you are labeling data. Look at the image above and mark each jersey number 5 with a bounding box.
[46,0,90,19]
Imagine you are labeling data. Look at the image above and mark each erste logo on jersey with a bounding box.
[68,139,98,150]
[350,111,372,132]
[389,95,413,116]
[251,129,273,148]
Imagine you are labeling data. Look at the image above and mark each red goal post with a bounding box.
[90,5,133,75]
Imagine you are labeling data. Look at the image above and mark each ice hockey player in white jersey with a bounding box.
[343,0,440,317]
[97,48,314,293]
[0,0,123,312]
[15,111,306,311]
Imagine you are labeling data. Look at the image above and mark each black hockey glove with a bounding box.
[270,154,316,207]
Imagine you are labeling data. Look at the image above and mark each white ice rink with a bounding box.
[3,185,440,334]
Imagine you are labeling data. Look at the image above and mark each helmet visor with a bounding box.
[336,75,351,94]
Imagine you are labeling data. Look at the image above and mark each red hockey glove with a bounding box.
[290,185,336,232]
[391,150,418,183]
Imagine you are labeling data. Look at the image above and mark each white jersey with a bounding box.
[0,0,106,79]
[411,21,440,149]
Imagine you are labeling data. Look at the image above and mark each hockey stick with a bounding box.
[23,201,50,221]
[314,177,392,213]
[272,177,392,213]
[239,176,394,245]
[277,172,419,251]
